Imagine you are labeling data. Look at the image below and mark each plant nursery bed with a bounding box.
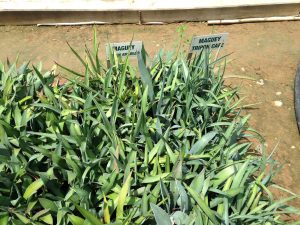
[0,21,300,223]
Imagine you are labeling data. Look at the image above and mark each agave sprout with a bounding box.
[0,30,299,225]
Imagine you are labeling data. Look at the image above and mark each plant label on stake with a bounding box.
[106,41,143,66]
[189,33,228,53]
[188,33,228,58]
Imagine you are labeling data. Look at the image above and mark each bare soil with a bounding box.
[1,21,300,208]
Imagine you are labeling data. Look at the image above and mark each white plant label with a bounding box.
[106,41,143,59]
[189,33,228,53]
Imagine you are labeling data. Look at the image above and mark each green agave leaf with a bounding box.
[231,160,250,189]
[190,169,205,194]
[75,205,103,225]
[14,213,30,224]
[32,209,50,220]
[160,179,171,213]
[14,105,22,129]
[31,103,61,114]
[142,173,170,183]
[56,61,84,77]
[40,213,53,225]
[173,153,183,180]
[68,214,85,225]
[0,214,9,225]
[116,172,132,221]
[176,180,190,212]
[150,203,172,225]
[212,165,236,188]
[38,198,58,212]
[189,131,217,154]
[103,194,111,224]
[184,183,219,225]
[23,178,44,200]
[171,211,189,225]
[137,54,154,101]
[25,200,37,214]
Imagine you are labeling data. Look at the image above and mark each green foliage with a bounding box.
[0,32,299,225]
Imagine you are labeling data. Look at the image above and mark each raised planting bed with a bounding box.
[0,31,299,224]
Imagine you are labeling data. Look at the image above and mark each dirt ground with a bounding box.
[0,21,300,208]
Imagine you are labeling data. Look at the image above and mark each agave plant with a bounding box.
[0,30,299,225]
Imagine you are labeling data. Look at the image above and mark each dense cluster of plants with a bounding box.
[0,33,299,225]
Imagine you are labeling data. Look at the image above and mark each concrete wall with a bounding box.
[0,0,299,25]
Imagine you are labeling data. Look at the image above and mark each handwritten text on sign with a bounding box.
[106,41,143,58]
[189,33,228,53]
